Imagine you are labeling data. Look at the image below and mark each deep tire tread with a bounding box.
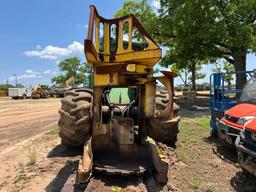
[58,89,92,146]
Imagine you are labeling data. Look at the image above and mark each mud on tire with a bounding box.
[149,91,180,146]
[58,89,93,146]
[155,91,180,118]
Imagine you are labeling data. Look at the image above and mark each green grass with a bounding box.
[27,148,37,166]
[17,162,25,173]
[46,127,59,137]
[176,116,210,164]
[175,113,213,190]
[206,182,215,192]
[188,175,202,190]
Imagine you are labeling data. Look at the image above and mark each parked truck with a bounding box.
[215,72,256,148]
[8,87,32,99]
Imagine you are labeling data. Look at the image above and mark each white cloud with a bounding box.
[24,41,84,60]
[8,69,41,80]
[18,74,41,80]
[67,41,84,54]
[25,69,40,75]
[43,69,58,75]
[43,69,51,74]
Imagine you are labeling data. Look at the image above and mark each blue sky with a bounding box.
[0,0,255,86]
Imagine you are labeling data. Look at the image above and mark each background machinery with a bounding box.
[53,76,76,98]
[65,76,75,89]
[58,5,180,183]
[31,84,50,99]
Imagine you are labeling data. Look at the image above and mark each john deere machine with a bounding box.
[58,5,180,184]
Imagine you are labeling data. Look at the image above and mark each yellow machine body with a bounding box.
[78,5,180,184]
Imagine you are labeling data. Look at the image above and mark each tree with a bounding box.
[156,0,256,89]
[52,57,89,87]
[212,61,235,89]
[116,0,256,89]
[114,0,157,32]
[161,48,207,90]
[0,83,24,90]
[117,0,256,89]
[171,62,206,89]
[0,84,14,91]
[16,84,24,88]
[115,0,209,90]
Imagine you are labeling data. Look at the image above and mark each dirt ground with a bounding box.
[0,97,60,153]
[0,97,255,192]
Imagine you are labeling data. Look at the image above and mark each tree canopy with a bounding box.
[157,0,256,88]
[115,0,157,32]
[212,61,235,88]
[171,63,206,88]
[116,0,256,89]
[0,83,24,92]
[52,57,89,87]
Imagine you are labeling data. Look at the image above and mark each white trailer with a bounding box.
[8,87,32,99]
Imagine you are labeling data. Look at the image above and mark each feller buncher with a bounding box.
[58,5,180,184]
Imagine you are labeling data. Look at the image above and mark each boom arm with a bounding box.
[65,76,75,88]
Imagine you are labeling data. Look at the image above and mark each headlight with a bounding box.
[237,116,256,125]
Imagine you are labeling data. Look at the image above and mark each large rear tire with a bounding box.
[58,89,93,146]
[155,91,180,118]
[149,91,180,146]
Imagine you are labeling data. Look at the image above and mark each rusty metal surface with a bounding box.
[111,117,134,144]
[77,141,93,184]
[93,161,150,176]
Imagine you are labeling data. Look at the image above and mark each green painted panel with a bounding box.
[109,88,130,104]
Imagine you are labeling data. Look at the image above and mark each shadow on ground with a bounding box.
[47,144,83,158]
[230,171,256,192]
[45,160,79,192]
[179,107,210,118]
[45,144,85,191]
[203,136,238,164]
